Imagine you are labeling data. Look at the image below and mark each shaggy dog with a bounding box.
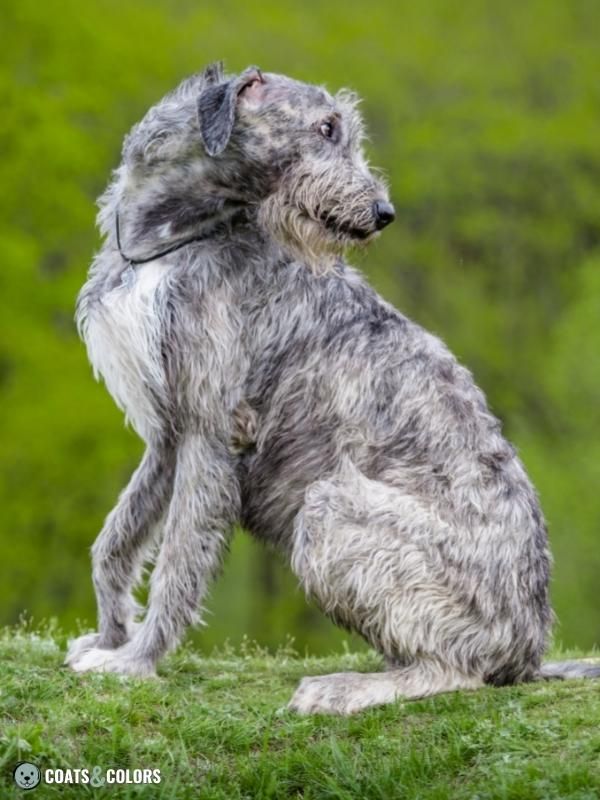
[67,63,599,713]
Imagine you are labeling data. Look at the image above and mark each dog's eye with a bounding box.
[319,119,336,139]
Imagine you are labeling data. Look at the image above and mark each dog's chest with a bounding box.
[84,262,170,441]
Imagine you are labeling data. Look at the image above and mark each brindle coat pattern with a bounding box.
[66,63,599,713]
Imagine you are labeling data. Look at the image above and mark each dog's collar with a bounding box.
[115,208,212,266]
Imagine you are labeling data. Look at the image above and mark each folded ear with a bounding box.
[197,79,237,157]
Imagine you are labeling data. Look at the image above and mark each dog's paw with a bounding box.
[64,633,103,667]
[65,620,145,669]
[69,645,156,678]
[288,672,397,715]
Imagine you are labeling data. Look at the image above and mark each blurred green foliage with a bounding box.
[0,0,598,653]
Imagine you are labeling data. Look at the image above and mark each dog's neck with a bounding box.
[103,160,338,285]
[112,156,263,263]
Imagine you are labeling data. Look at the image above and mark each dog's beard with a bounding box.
[258,192,374,275]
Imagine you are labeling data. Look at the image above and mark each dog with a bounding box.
[67,63,599,714]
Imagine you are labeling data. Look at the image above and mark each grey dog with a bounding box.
[67,63,599,714]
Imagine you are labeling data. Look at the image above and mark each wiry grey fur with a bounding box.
[66,63,600,713]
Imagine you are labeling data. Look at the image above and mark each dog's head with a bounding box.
[117,63,394,270]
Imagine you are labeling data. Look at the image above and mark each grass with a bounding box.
[1,624,599,799]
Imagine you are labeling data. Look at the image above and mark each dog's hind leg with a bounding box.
[66,441,175,666]
[287,463,517,714]
[289,659,483,715]
[70,432,239,676]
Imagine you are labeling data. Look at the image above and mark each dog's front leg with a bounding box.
[69,432,239,677]
[65,440,175,668]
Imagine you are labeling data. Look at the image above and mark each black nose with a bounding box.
[373,200,395,230]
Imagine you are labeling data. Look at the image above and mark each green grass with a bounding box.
[1,625,599,799]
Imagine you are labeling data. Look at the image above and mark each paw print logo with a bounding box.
[13,762,41,790]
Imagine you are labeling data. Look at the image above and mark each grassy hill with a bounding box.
[1,625,599,799]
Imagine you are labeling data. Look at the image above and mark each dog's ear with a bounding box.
[201,61,225,87]
[197,79,237,157]
[197,66,264,157]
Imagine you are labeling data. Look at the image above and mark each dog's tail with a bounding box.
[538,660,600,680]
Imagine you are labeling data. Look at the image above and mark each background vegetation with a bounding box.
[1,0,599,654]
